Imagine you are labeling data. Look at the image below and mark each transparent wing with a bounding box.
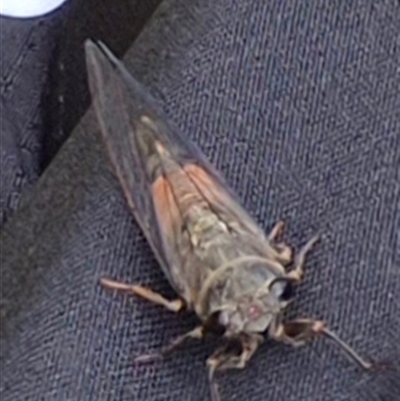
[85,40,275,298]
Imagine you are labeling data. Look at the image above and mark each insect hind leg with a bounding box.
[101,278,185,312]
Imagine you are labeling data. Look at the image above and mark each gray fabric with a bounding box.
[1,0,399,401]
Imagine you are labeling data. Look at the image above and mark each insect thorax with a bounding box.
[185,209,284,327]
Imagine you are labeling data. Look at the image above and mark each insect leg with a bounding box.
[267,221,293,265]
[207,334,263,371]
[271,318,372,369]
[100,278,185,312]
[267,220,285,241]
[286,235,320,282]
[135,325,205,363]
[206,334,263,401]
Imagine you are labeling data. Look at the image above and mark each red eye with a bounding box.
[248,304,261,320]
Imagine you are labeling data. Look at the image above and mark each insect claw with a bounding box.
[208,364,221,401]
[100,277,132,291]
[134,353,163,364]
[268,220,286,241]
[286,234,321,282]
[209,376,221,401]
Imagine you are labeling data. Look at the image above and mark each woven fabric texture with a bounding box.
[1,1,399,401]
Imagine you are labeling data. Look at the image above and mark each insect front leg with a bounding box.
[270,318,372,369]
[134,325,205,363]
[206,334,263,401]
[207,334,263,373]
[101,278,185,312]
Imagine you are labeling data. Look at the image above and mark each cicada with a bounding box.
[85,40,372,401]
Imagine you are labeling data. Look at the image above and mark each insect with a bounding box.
[85,39,372,401]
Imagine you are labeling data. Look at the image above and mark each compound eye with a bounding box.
[268,277,294,301]
[279,281,294,301]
